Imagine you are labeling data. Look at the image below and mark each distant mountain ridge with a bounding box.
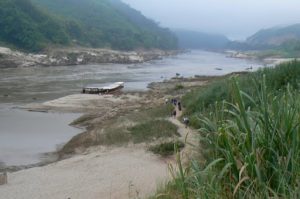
[226,24,300,52]
[0,0,177,52]
[173,29,229,50]
[246,24,300,46]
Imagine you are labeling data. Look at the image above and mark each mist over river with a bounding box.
[0,50,263,166]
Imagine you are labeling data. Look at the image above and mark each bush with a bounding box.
[149,140,184,157]
[174,84,184,90]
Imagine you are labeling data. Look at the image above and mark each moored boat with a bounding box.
[82,82,124,94]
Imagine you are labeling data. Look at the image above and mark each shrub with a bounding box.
[149,140,185,157]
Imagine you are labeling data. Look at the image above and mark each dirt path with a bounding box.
[168,105,199,163]
[0,147,169,199]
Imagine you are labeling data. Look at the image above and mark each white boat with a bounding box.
[82,82,124,94]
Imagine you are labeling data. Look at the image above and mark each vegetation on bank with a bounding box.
[0,0,177,52]
[62,104,178,154]
[149,140,185,157]
[152,60,300,198]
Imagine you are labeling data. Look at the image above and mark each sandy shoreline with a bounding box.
[0,76,211,198]
[0,146,170,199]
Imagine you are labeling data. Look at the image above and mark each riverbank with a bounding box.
[150,60,300,198]
[0,74,215,198]
[0,146,170,199]
[0,46,181,68]
[225,50,300,65]
[0,50,264,198]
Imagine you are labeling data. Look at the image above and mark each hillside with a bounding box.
[0,0,177,52]
[173,29,229,50]
[0,0,70,51]
[226,24,300,54]
[246,24,300,46]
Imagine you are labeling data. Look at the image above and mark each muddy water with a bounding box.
[0,50,263,104]
[0,105,81,166]
[0,50,263,166]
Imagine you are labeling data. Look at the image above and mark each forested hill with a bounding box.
[0,0,177,52]
[227,24,300,51]
[246,24,300,46]
[0,0,70,51]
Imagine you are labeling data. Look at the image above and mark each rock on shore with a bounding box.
[0,47,179,68]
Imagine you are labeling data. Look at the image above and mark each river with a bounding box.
[0,50,263,166]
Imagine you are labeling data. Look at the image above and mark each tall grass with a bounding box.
[195,78,300,198]
[183,60,300,128]
[154,61,300,198]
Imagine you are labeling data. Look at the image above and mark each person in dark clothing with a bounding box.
[178,102,182,111]
[173,99,177,106]
[172,110,177,118]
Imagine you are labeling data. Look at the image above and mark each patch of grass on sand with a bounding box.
[97,128,131,146]
[129,120,179,143]
[129,104,174,122]
[62,103,176,153]
[149,140,184,157]
[95,118,179,146]
[174,84,184,90]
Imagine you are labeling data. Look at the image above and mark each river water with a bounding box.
[0,50,263,166]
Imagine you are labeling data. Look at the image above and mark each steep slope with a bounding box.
[0,0,70,51]
[173,29,229,50]
[0,0,177,52]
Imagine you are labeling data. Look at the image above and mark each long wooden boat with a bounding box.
[82,82,124,94]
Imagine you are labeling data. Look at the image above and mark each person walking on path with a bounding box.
[172,109,177,118]
[183,117,189,128]
[178,101,182,111]
[173,99,177,106]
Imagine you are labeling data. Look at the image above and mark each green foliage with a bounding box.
[149,140,184,157]
[157,61,300,198]
[174,84,184,90]
[129,120,179,143]
[0,0,177,51]
[0,0,69,51]
[183,60,300,122]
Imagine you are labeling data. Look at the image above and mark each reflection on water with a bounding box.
[0,105,81,166]
[0,50,263,104]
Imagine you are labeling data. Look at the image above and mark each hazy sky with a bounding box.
[122,0,300,40]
